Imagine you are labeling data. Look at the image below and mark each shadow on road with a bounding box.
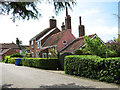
[1,83,119,90]
[39,83,100,90]
[2,84,13,88]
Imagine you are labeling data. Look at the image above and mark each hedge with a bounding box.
[10,53,23,58]
[64,55,120,84]
[21,58,60,70]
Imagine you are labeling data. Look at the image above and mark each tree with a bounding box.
[0,1,76,22]
[106,39,120,57]
[82,36,106,58]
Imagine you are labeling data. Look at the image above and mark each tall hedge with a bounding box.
[21,58,60,70]
[64,55,120,84]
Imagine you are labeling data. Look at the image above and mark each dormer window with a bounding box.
[63,40,67,45]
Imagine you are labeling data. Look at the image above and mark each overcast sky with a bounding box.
[0,1,119,45]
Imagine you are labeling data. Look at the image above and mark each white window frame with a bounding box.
[37,42,39,49]
[42,53,47,58]
[63,40,67,45]
[31,41,33,48]
[48,53,51,58]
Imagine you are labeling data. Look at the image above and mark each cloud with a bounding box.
[85,26,118,42]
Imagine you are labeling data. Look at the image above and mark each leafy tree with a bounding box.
[0,1,76,22]
[106,39,120,57]
[82,36,106,58]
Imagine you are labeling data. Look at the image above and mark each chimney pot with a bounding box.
[79,16,82,26]
[65,7,71,30]
[61,22,65,31]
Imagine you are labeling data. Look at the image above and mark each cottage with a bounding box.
[0,39,29,60]
[29,7,105,58]
[0,43,20,60]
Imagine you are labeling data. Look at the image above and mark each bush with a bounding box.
[10,53,23,58]
[64,55,120,84]
[107,50,118,57]
[4,56,11,63]
[21,58,60,70]
[9,57,16,64]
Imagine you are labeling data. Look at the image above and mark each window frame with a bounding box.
[63,40,67,45]
[42,53,47,58]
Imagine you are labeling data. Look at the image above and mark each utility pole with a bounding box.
[118,1,120,41]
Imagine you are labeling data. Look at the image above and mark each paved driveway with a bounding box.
[0,63,120,89]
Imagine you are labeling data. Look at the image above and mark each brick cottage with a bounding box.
[29,7,105,58]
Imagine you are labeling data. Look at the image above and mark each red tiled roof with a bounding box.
[30,27,60,41]
[60,34,96,53]
[0,49,10,55]
[0,43,19,49]
[43,31,66,47]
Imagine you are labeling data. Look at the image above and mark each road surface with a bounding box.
[0,62,120,89]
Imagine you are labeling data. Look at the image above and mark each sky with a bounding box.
[0,1,119,45]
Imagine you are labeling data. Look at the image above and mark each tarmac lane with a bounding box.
[1,62,120,89]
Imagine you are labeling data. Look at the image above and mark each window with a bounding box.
[37,42,39,49]
[42,53,47,58]
[31,41,33,48]
[48,53,51,58]
[32,52,34,57]
[36,52,39,58]
[63,40,67,45]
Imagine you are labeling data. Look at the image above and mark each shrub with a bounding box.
[21,58,60,70]
[64,55,120,84]
[9,57,16,64]
[4,56,11,63]
[106,40,120,57]
[10,53,23,58]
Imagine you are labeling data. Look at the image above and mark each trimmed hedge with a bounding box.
[21,58,60,70]
[64,55,120,84]
[10,53,23,58]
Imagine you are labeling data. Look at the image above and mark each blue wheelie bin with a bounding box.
[15,58,21,66]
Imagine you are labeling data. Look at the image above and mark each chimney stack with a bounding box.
[61,22,65,31]
[65,7,71,30]
[49,16,57,28]
[78,16,85,37]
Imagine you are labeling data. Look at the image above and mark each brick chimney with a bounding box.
[78,16,85,37]
[49,16,57,28]
[65,7,71,30]
[61,22,65,31]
